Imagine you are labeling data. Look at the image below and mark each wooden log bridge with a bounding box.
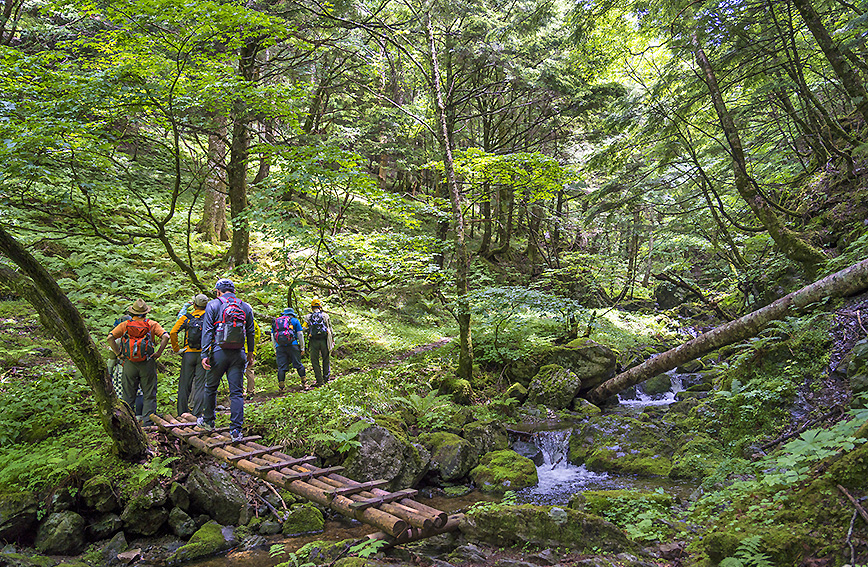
[152,413,461,544]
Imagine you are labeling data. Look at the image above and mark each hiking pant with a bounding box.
[202,348,246,432]
[245,354,256,395]
[122,359,158,426]
[178,351,205,416]
[308,337,330,386]
[275,344,305,385]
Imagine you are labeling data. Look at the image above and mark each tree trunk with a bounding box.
[427,13,473,382]
[0,225,148,460]
[693,32,827,277]
[199,115,230,243]
[585,257,868,404]
[791,0,868,126]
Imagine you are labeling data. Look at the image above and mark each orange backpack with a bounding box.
[121,319,154,362]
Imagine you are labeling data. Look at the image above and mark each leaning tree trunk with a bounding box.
[585,257,868,404]
[0,225,148,460]
[693,32,827,277]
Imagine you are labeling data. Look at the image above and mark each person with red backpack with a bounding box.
[271,307,306,392]
[169,293,208,417]
[106,299,170,426]
[198,279,255,442]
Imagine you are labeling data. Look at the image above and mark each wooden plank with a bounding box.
[161,421,199,429]
[255,456,317,472]
[177,427,232,438]
[227,446,285,462]
[330,480,389,497]
[208,435,262,448]
[282,466,344,482]
[350,489,418,510]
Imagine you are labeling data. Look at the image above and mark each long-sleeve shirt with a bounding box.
[200,293,255,358]
[271,316,305,350]
[169,307,206,353]
[304,309,334,351]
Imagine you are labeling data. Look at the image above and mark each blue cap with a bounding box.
[214,278,235,292]
[282,308,296,316]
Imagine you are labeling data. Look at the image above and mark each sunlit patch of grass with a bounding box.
[589,310,679,352]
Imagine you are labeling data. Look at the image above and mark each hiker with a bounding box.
[199,278,255,442]
[244,318,263,399]
[272,307,306,392]
[304,298,334,387]
[106,299,170,426]
[170,294,208,417]
[107,313,143,418]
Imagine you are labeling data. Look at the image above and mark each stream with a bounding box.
[187,376,696,566]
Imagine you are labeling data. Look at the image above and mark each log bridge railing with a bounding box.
[152,413,461,544]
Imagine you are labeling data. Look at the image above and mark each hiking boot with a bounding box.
[246,392,254,400]
[196,416,213,431]
[230,429,243,442]
[278,382,285,393]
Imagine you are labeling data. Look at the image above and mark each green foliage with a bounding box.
[348,538,388,558]
[719,536,774,567]
[126,456,179,491]
[310,420,370,454]
[589,489,675,543]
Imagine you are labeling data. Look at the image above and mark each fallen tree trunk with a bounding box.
[585,258,868,405]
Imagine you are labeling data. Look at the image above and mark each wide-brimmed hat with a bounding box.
[128,299,152,315]
[282,308,297,317]
[214,278,235,292]
[194,294,209,307]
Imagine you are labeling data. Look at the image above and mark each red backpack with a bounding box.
[273,316,295,346]
[216,297,247,349]
[121,319,153,362]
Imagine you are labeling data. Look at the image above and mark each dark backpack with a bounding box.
[273,316,295,346]
[184,313,204,350]
[121,319,153,362]
[216,297,247,349]
[308,310,328,339]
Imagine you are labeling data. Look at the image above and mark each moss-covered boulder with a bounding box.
[0,552,57,567]
[642,373,673,396]
[167,521,237,564]
[571,397,602,417]
[417,431,476,482]
[459,504,639,552]
[282,504,325,536]
[81,475,118,513]
[669,434,724,480]
[0,491,38,544]
[507,340,616,393]
[341,421,430,491]
[295,539,355,565]
[469,450,538,494]
[569,490,673,517]
[34,511,86,555]
[437,377,473,404]
[462,420,508,462]
[527,365,582,409]
[120,484,169,536]
[568,414,675,476]
[504,382,528,402]
[184,465,250,526]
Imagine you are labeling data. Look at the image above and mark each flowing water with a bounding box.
[616,369,685,408]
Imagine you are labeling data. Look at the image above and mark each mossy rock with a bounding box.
[569,490,673,516]
[568,414,675,476]
[417,431,476,482]
[469,450,538,494]
[0,552,57,567]
[698,525,811,566]
[824,437,868,490]
[571,397,601,417]
[642,373,672,396]
[462,420,508,461]
[0,491,38,543]
[167,521,236,564]
[506,340,616,393]
[527,364,582,410]
[460,503,639,553]
[669,434,724,480]
[437,378,473,405]
[295,539,355,565]
[282,504,325,536]
[504,382,528,402]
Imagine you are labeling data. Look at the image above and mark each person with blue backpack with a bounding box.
[170,293,208,417]
[272,307,306,392]
[198,279,255,442]
[304,298,334,387]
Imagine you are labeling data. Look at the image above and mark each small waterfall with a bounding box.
[514,429,609,505]
[618,368,685,408]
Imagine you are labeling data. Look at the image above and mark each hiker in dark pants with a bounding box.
[106,299,170,426]
[199,279,255,442]
[170,294,208,417]
[304,298,334,387]
[272,307,306,392]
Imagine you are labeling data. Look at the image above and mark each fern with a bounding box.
[719,536,774,567]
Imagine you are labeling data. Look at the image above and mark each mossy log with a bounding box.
[586,258,868,404]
